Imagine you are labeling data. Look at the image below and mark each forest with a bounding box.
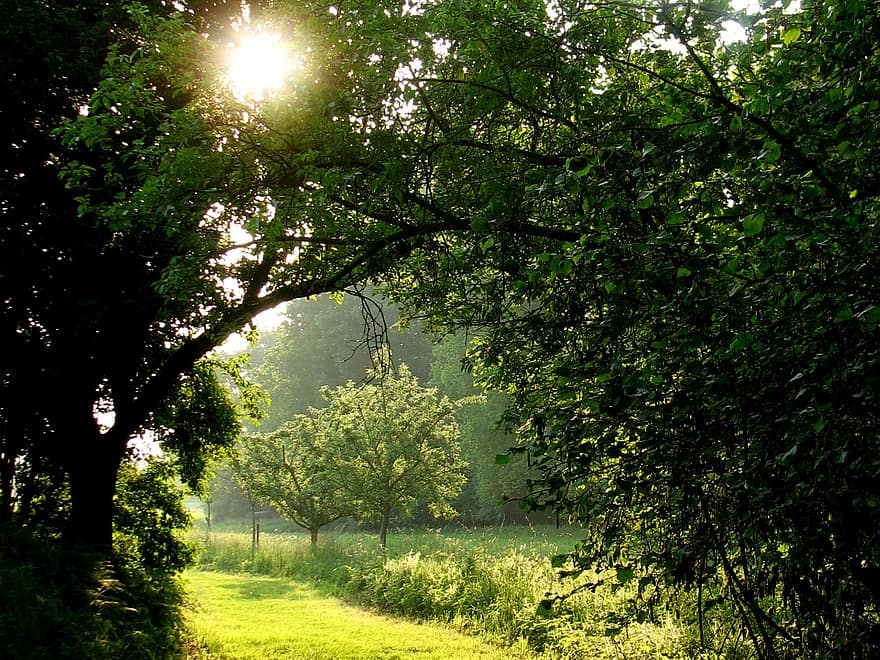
[1,0,879,657]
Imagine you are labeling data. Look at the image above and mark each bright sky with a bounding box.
[217,303,289,355]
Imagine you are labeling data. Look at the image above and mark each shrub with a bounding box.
[0,526,188,659]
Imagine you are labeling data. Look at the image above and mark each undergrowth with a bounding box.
[0,526,188,659]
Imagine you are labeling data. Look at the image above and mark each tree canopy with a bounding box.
[235,419,351,546]
[368,0,880,654]
[252,293,434,430]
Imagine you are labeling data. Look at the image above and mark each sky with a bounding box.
[217,303,289,355]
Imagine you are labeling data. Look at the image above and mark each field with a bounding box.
[186,570,534,659]
[187,523,696,659]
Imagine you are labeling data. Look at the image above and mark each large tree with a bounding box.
[0,0,462,550]
[364,0,880,655]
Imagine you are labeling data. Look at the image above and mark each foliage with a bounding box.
[234,421,352,545]
[113,458,196,574]
[0,0,461,552]
[6,0,880,654]
[153,362,241,495]
[252,293,434,431]
[320,361,468,547]
[430,334,531,523]
[342,0,880,655]
[0,497,190,659]
[204,464,253,524]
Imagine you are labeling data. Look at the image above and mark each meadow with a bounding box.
[185,570,535,659]
[189,522,699,659]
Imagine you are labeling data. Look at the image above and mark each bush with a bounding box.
[0,526,188,659]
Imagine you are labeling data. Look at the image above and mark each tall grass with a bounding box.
[192,525,695,658]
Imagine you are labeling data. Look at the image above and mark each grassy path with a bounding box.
[185,570,534,659]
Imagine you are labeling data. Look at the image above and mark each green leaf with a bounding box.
[470,216,490,233]
[616,566,635,584]
[567,155,592,176]
[758,140,781,163]
[730,332,751,351]
[494,454,511,465]
[857,305,880,324]
[667,211,686,226]
[742,213,766,236]
[782,27,801,45]
[779,443,798,463]
[636,191,654,209]
[834,307,853,323]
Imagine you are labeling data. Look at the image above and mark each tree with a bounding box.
[363,0,880,655]
[0,0,466,552]
[234,419,351,547]
[204,464,253,525]
[323,362,467,548]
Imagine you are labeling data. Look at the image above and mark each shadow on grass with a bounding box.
[214,573,316,601]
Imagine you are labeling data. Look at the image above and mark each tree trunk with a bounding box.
[251,503,257,561]
[379,504,391,550]
[67,441,123,551]
[310,527,318,548]
[0,453,13,525]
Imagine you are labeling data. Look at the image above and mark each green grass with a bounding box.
[189,525,696,658]
[185,569,534,659]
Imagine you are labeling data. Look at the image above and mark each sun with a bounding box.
[226,32,292,101]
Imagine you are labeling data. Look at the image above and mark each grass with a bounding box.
[185,569,534,659]
[188,524,697,658]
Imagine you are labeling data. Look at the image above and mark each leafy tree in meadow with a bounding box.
[204,464,253,525]
[234,420,352,546]
[323,361,467,548]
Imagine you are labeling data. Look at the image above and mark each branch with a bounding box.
[416,77,577,129]
[664,19,845,206]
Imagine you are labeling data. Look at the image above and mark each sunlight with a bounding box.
[226,31,294,101]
